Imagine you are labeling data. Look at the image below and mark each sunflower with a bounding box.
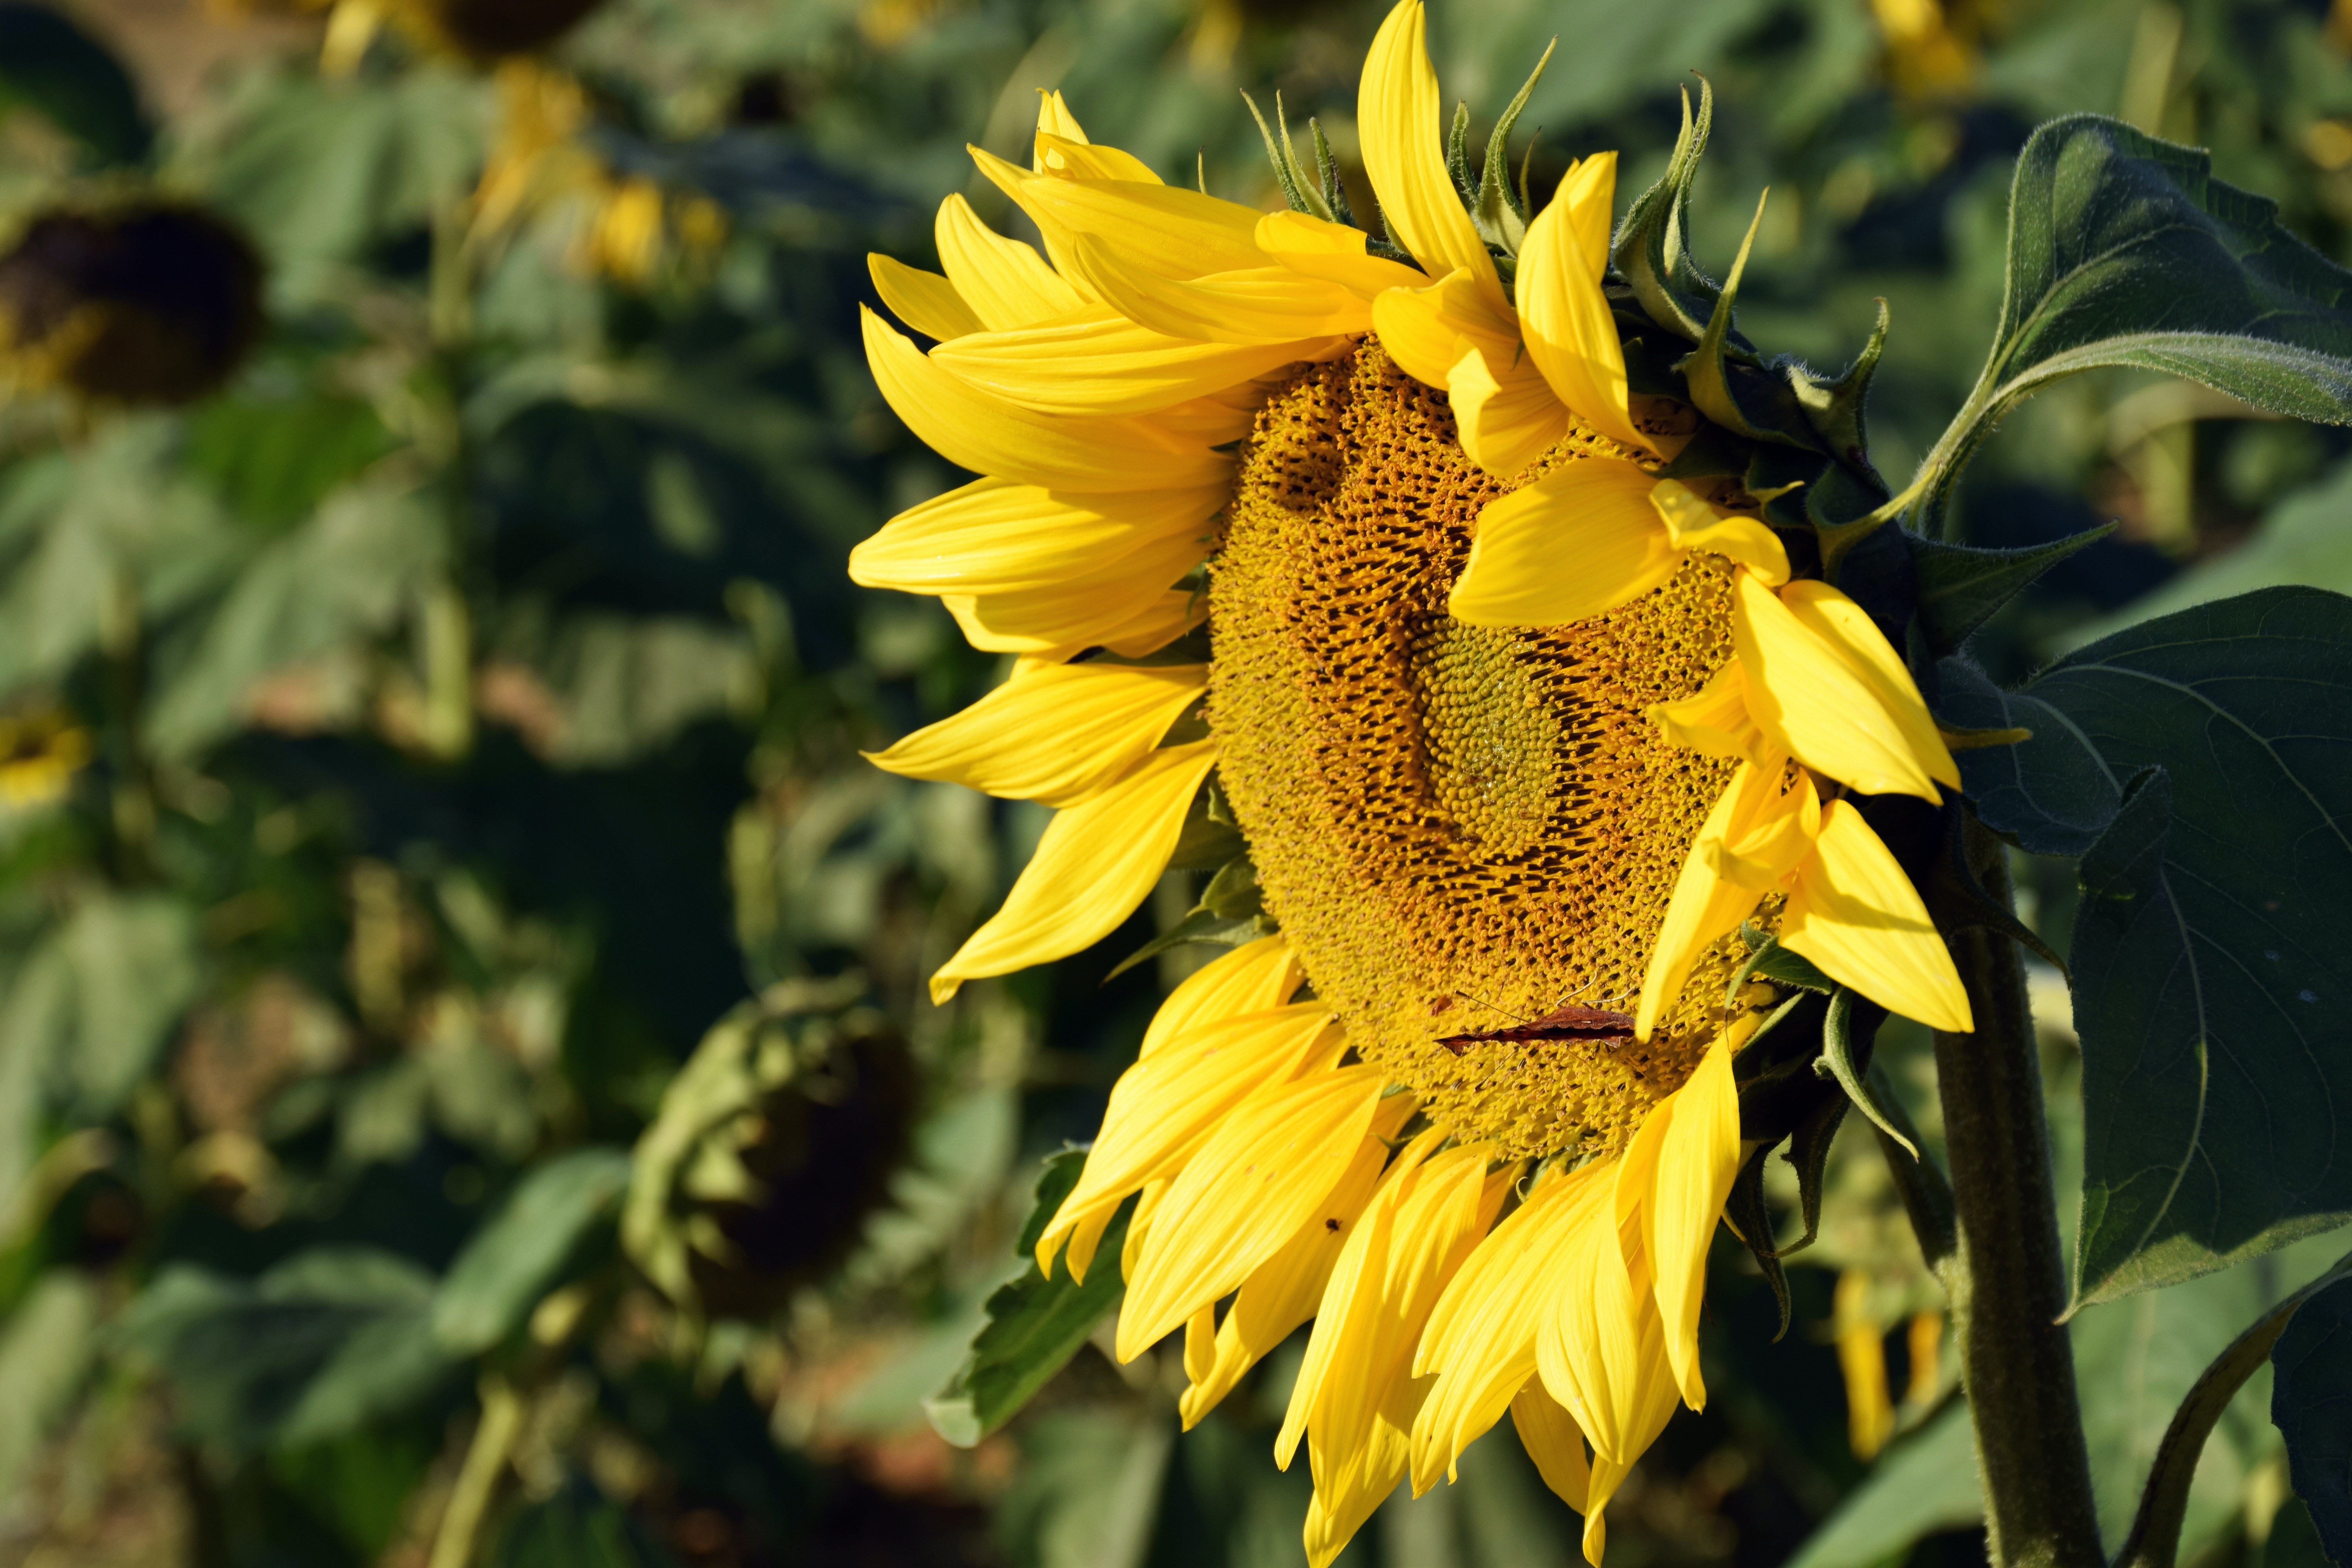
[853,3,1971,1559]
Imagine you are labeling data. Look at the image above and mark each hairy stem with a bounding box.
[1931,816,2103,1568]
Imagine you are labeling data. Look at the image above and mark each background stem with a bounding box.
[1931,815,2104,1568]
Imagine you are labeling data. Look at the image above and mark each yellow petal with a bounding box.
[1633,756,1811,1040]
[864,660,1205,806]
[864,309,1230,494]
[1280,1138,1495,1471]
[1408,1160,1608,1491]
[934,192,1083,330]
[1449,340,1572,478]
[1037,1002,1338,1275]
[868,254,984,342]
[1033,89,1090,160]
[1368,279,1470,387]
[1080,249,1374,345]
[931,739,1217,1003]
[848,475,1225,597]
[1644,1035,1739,1408]
[1648,658,1765,761]
[1034,129,1162,184]
[1782,800,1973,1033]
[1357,0,1503,309]
[1118,1176,1169,1282]
[937,526,1206,651]
[1510,1379,1592,1512]
[976,148,1268,282]
[1536,1196,1679,1467]
[1518,154,1650,454]
[1835,1269,1896,1459]
[1118,1063,1387,1358]
[1448,457,1675,627]
[1256,210,1428,297]
[1176,1095,1410,1427]
[930,303,1331,416]
[946,585,1207,662]
[1140,933,1304,1060]
[1301,1410,1414,1568]
[1731,574,1956,801]
[1652,481,1790,585]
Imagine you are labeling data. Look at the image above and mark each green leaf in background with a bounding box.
[0,4,151,167]
[122,1249,455,1457]
[925,1150,1132,1449]
[2272,1277,2352,1567]
[2024,589,2352,1305]
[1910,115,2352,526]
[1908,524,2118,657]
[1787,1403,1981,1568]
[433,1147,631,1355]
[0,1272,98,1504]
[183,394,399,533]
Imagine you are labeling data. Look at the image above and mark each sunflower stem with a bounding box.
[1929,815,2102,1568]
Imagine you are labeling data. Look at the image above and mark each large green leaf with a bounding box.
[433,1147,631,1355]
[0,5,150,165]
[1786,1403,1982,1568]
[2272,1278,2352,1566]
[924,1150,1133,1448]
[1907,116,2352,527]
[1970,588,2352,1305]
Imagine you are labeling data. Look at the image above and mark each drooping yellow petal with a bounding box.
[1835,1269,1896,1459]
[864,309,1230,494]
[1510,1379,1592,1512]
[868,254,984,342]
[1518,154,1649,454]
[1357,0,1503,309]
[1408,1160,1608,1492]
[1782,800,1973,1032]
[930,304,1334,416]
[934,193,1083,330]
[1731,573,1956,801]
[863,661,1205,806]
[1117,1176,1170,1283]
[1033,89,1091,161]
[1177,1094,1412,1427]
[1080,249,1374,345]
[1652,481,1791,585]
[1034,129,1162,185]
[1449,457,1673,627]
[1118,1063,1388,1358]
[1140,933,1304,1060]
[848,475,1225,597]
[1255,210,1428,297]
[1301,1407,1416,1568]
[1448,341,1572,478]
[931,740,1218,1003]
[1038,1002,1339,1276]
[1279,1137,1496,1471]
[1633,755,1816,1040]
[1368,279,1470,387]
[1648,658,1765,761]
[1536,1198,1679,1468]
[1643,1035,1740,1408]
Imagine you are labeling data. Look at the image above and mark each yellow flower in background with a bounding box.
[853,2,1970,1559]
[317,0,606,74]
[0,710,92,808]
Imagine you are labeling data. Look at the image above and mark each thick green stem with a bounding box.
[1931,817,2103,1568]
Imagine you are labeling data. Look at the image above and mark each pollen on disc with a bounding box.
[1208,341,1759,1161]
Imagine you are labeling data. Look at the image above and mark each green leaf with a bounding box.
[1786,1402,1982,1568]
[1103,904,1266,982]
[1910,524,2117,657]
[1819,988,1917,1159]
[1908,116,2352,529]
[183,395,398,533]
[2045,588,2352,1304]
[924,1151,1133,1448]
[2272,1278,2352,1566]
[0,5,151,165]
[0,1272,99,1500]
[1933,658,2125,857]
[492,1478,677,1568]
[433,1148,631,1355]
[123,1249,455,1457]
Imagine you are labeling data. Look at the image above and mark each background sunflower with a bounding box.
[0,0,2347,1566]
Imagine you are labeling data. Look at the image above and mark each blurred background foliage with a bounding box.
[0,0,2345,1564]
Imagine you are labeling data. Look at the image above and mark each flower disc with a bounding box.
[1210,342,1753,1158]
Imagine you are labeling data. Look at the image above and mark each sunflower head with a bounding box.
[0,201,263,407]
[853,6,1976,1558]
